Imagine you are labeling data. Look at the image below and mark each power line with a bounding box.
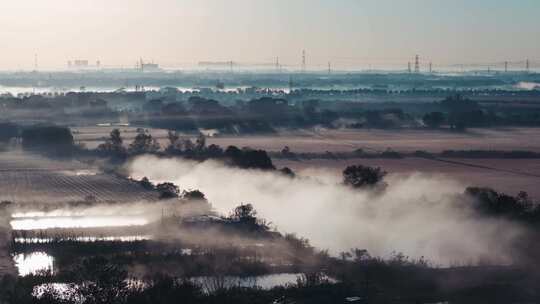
[301,50,306,72]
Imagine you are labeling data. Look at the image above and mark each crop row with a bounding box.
[0,170,158,203]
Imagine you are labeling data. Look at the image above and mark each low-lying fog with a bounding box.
[128,155,525,266]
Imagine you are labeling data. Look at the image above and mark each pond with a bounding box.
[10,215,150,230]
[32,273,306,299]
[13,252,54,276]
[191,273,303,292]
[13,247,192,276]
[13,235,153,244]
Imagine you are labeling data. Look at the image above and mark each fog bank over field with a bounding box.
[128,156,525,265]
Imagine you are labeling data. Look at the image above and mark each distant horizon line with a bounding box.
[0,66,538,74]
[2,57,539,73]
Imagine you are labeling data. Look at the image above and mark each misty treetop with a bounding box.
[343,165,387,190]
[128,128,161,155]
[97,128,126,158]
[466,187,540,224]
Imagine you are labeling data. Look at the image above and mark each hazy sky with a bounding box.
[1,0,539,70]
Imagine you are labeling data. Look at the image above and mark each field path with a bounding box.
[429,157,540,179]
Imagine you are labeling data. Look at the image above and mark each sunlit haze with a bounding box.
[1,0,539,70]
[2,1,540,302]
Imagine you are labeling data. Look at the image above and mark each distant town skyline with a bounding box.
[0,0,539,70]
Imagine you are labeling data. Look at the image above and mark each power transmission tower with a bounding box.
[301,50,306,72]
[328,62,331,75]
[414,55,420,73]
[429,62,432,74]
[526,59,530,73]
[407,62,411,73]
[504,61,508,73]
[276,57,280,72]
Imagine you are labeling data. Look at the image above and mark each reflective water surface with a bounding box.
[13,246,192,276]
[13,252,54,276]
[10,215,149,230]
[33,273,304,299]
[14,235,153,243]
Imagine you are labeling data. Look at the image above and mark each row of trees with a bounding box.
[137,177,207,202]
[97,128,159,158]
[98,128,277,170]
[465,187,540,223]
[423,95,494,131]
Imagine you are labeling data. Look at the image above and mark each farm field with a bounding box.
[75,126,540,153]
[0,151,158,204]
[0,151,160,277]
[72,125,170,149]
[206,127,540,153]
[71,125,540,198]
[274,157,540,199]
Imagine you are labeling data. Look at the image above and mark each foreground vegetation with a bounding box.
[1,250,539,304]
[2,117,540,303]
[3,175,540,303]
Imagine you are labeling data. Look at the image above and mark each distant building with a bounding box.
[68,59,100,69]
[73,60,89,67]
[138,59,160,72]
[141,63,160,71]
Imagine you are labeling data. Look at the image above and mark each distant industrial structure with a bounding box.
[137,59,160,72]
[406,55,431,74]
[69,60,88,68]
[67,59,101,69]
[53,55,535,74]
